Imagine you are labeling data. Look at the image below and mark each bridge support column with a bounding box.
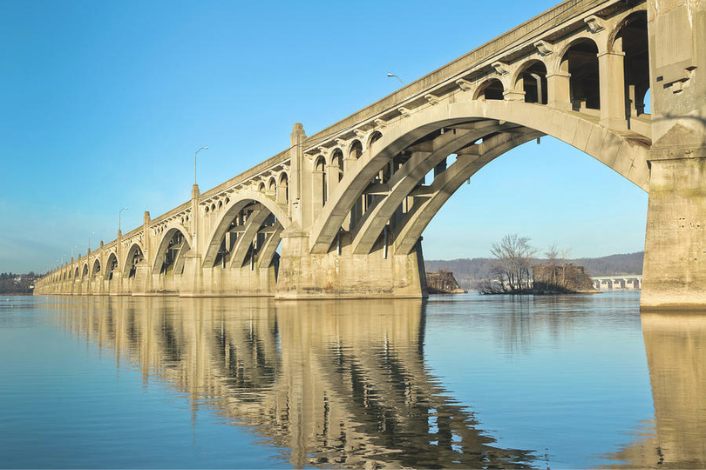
[179,253,203,297]
[546,72,571,110]
[642,0,706,310]
[277,231,427,299]
[642,158,706,309]
[130,262,151,295]
[598,50,627,130]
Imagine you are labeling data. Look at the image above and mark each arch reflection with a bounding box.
[57,297,536,468]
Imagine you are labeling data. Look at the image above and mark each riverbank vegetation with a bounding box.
[0,273,38,295]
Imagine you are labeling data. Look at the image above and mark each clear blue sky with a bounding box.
[0,0,648,274]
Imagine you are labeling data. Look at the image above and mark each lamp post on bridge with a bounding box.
[386,72,405,86]
[194,146,209,187]
[119,207,128,235]
[88,231,95,252]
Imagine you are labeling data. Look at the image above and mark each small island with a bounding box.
[476,234,599,295]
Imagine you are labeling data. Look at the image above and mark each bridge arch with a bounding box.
[202,190,291,270]
[91,259,101,279]
[277,172,289,204]
[512,60,548,104]
[309,98,650,254]
[331,149,344,182]
[611,10,650,119]
[153,226,193,275]
[349,140,363,159]
[122,242,144,278]
[608,8,648,52]
[368,131,383,148]
[267,177,276,197]
[105,253,118,280]
[474,78,504,100]
[558,37,601,111]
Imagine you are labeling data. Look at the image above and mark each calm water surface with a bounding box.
[0,292,704,469]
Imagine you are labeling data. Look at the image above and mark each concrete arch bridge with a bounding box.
[36,0,706,309]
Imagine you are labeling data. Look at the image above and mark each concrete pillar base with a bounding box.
[642,157,706,310]
[277,231,428,299]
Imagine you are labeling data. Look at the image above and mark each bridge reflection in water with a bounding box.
[602,313,706,469]
[55,298,537,468]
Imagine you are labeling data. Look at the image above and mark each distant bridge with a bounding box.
[36,0,706,310]
[592,275,642,290]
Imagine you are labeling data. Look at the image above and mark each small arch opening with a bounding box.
[314,156,327,206]
[278,172,289,204]
[350,140,363,160]
[268,177,277,196]
[561,38,600,111]
[369,131,383,147]
[615,12,649,118]
[476,78,505,100]
[331,149,344,182]
[516,61,548,104]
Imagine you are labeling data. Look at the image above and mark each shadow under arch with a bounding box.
[309,99,651,254]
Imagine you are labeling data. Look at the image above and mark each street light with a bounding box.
[88,231,96,252]
[386,72,405,86]
[119,207,129,232]
[194,147,209,186]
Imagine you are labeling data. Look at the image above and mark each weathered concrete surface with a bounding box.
[641,0,706,309]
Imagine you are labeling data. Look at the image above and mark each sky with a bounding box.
[0,0,648,274]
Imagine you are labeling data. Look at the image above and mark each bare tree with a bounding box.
[560,247,573,288]
[544,244,559,287]
[488,234,538,292]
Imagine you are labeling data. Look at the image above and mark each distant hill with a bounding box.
[571,252,643,277]
[425,252,643,290]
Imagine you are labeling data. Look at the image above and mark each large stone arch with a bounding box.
[152,226,193,274]
[201,190,291,269]
[104,252,119,280]
[122,242,145,277]
[309,99,650,254]
[393,130,543,255]
[91,258,101,279]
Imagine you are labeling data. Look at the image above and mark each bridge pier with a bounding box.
[276,231,427,299]
[642,158,706,308]
[641,0,706,310]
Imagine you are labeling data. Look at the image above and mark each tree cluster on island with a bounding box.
[476,234,597,295]
[0,273,39,295]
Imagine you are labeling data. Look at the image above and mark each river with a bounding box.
[0,291,703,469]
